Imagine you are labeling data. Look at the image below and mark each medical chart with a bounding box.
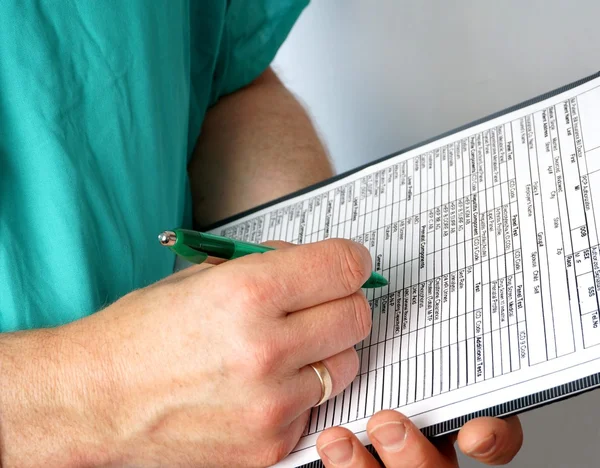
[210,74,600,467]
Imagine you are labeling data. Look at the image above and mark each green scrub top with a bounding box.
[0,1,308,332]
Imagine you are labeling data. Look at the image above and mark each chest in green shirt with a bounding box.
[0,0,307,331]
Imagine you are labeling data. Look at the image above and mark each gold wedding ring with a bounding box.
[309,361,333,407]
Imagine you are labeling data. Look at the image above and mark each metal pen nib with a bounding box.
[158,230,177,246]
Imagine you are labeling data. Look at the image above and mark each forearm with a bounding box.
[0,327,117,467]
[189,67,334,229]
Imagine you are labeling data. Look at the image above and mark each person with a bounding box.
[0,1,523,466]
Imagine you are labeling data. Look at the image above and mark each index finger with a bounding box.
[224,238,373,313]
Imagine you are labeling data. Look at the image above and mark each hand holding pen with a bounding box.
[158,228,388,289]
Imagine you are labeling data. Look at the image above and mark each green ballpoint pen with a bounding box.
[158,228,388,289]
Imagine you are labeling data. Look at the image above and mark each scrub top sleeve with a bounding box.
[209,0,309,105]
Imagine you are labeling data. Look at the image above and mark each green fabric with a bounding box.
[0,0,308,332]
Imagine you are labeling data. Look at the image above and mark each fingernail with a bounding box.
[467,434,496,456]
[320,437,353,465]
[370,421,407,451]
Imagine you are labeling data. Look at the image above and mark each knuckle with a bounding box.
[246,339,282,380]
[349,292,372,340]
[252,396,289,433]
[334,240,370,291]
[233,272,281,314]
[235,274,268,307]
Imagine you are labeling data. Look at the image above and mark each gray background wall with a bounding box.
[272,1,600,466]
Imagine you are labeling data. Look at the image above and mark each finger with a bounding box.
[285,291,371,366]
[261,240,294,249]
[457,416,523,465]
[367,410,454,468]
[223,238,373,313]
[317,426,380,467]
[287,347,359,416]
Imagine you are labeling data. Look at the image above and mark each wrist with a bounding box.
[0,324,121,467]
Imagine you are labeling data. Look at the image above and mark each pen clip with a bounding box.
[167,244,208,265]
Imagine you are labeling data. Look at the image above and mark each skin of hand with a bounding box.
[0,239,376,468]
[317,410,523,467]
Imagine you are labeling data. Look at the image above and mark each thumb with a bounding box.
[457,416,523,465]
[367,410,456,468]
[261,240,295,249]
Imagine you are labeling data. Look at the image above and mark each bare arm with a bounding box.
[189,67,334,229]
[0,325,118,467]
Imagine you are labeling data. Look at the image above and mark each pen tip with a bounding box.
[362,272,388,288]
[158,230,177,246]
[374,277,388,287]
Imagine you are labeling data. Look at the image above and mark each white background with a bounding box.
[272,1,600,466]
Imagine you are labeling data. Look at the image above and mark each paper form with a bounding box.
[209,75,600,467]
